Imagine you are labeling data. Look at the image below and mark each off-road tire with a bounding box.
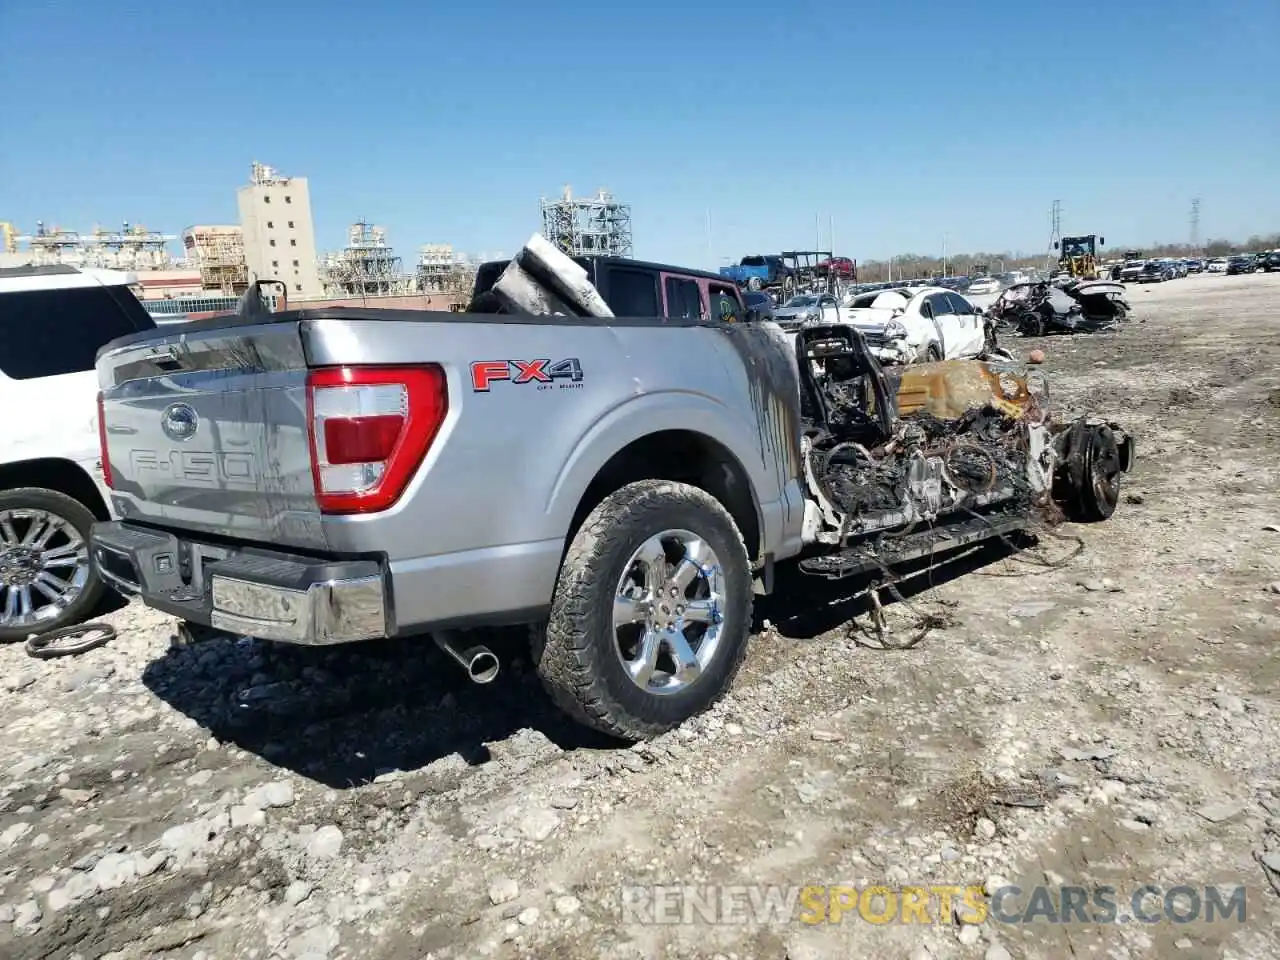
[534,480,753,740]
[0,487,105,644]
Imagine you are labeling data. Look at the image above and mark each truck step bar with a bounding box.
[797,512,1028,580]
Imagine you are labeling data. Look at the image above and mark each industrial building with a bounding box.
[540,186,633,259]
[416,243,476,295]
[183,225,248,294]
[236,162,324,299]
[9,221,177,271]
[319,221,415,298]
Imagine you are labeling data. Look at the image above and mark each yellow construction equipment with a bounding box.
[1055,235,1105,279]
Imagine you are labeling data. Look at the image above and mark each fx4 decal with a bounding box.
[470,358,584,392]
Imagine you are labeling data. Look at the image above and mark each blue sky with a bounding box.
[2,0,1276,269]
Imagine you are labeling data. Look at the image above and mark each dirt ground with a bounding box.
[3,273,1280,960]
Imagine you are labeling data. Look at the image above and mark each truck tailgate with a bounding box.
[97,322,326,551]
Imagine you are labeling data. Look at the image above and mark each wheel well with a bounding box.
[0,458,110,520]
[569,431,763,562]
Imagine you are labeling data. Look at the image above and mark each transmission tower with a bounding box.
[1190,198,1201,253]
[1047,200,1062,268]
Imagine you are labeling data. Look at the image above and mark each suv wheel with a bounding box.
[0,488,105,643]
[534,480,752,740]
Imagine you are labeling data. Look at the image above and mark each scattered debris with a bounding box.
[1193,801,1245,824]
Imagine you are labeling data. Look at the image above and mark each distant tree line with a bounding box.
[854,232,1280,282]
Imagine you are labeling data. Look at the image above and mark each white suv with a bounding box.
[0,265,156,641]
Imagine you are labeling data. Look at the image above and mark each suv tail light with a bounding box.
[96,391,115,489]
[306,365,448,515]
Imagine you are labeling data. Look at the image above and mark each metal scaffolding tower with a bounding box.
[416,243,476,295]
[184,226,248,294]
[319,221,415,297]
[540,185,633,259]
[20,220,176,270]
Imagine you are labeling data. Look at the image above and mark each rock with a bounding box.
[724,723,744,736]
[549,795,580,810]
[810,729,843,742]
[985,875,1009,896]
[230,805,266,829]
[1268,582,1280,595]
[1077,579,1105,592]
[13,899,42,928]
[957,923,981,945]
[1027,350,1045,365]
[134,850,168,878]
[1174,938,1193,950]
[1212,694,1245,715]
[518,810,560,842]
[554,894,581,916]
[975,818,997,840]
[1194,801,1244,824]
[1057,744,1116,761]
[260,780,296,808]
[941,847,961,862]
[185,770,214,788]
[3,671,38,693]
[517,906,540,926]
[1117,819,1150,833]
[985,945,1013,960]
[1258,852,1280,873]
[285,880,314,906]
[92,853,138,891]
[488,877,519,905]
[287,921,339,959]
[1008,601,1055,618]
[306,825,344,860]
[1,822,32,849]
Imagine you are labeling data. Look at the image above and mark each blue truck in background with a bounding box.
[719,255,796,295]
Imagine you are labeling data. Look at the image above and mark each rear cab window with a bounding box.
[0,284,156,380]
[664,277,704,320]
[604,268,660,316]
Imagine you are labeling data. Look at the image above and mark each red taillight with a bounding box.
[306,365,448,515]
[97,391,115,489]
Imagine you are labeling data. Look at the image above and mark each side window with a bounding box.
[708,284,741,323]
[926,293,952,316]
[664,277,703,320]
[946,292,972,315]
[0,286,150,381]
[605,268,659,316]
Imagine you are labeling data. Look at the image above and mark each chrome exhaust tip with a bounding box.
[433,632,500,684]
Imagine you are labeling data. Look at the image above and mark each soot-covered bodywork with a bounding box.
[988,280,1131,337]
[791,324,1133,579]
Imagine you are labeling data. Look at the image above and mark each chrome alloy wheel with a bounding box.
[0,508,91,630]
[612,529,725,696]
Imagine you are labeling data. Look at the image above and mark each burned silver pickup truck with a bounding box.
[91,235,1133,740]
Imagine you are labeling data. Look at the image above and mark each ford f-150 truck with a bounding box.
[91,237,1133,739]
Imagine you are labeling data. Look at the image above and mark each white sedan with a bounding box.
[966,276,1002,296]
[840,286,991,364]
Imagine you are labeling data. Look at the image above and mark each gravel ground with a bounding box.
[3,273,1280,960]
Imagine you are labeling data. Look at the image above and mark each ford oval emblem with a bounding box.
[162,402,199,442]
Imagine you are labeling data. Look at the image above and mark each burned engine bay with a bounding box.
[793,323,1134,579]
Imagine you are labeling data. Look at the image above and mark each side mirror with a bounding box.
[744,308,762,323]
[1052,241,1059,250]
[1099,237,1106,246]
[973,306,984,316]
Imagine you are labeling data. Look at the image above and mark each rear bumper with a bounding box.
[90,521,390,645]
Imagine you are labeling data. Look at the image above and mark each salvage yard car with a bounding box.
[90,236,1135,739]
[838,286,995,364]
[0,265,157,642]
